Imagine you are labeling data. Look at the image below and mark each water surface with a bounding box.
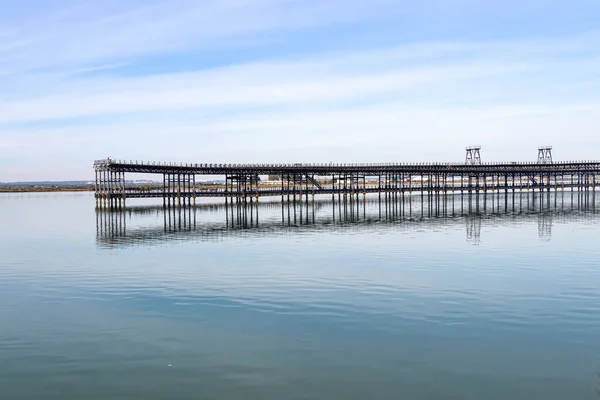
[1,192,599,399]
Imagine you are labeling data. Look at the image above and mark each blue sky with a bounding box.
[1,0,600,181]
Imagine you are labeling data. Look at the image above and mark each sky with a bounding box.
[1,0,600,181]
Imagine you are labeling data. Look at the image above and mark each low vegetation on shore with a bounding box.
[0,185,94,193]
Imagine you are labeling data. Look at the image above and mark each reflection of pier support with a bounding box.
[466,215,481,245]
[164,203,197,232]
[538,212,553,242]
[225,196,259,229]
[96,209,126,239]
[96,192,599,247]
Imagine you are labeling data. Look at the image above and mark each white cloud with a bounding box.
[1,1,600,180]
[0,60,539,124]
[0,0,400,74]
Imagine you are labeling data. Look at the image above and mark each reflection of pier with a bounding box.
[466,216,481,244]
[96,191,598,247]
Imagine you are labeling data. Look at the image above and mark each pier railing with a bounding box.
[94,159,600,168]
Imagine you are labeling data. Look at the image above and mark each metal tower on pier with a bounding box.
[465,146,482,165]
[538,146,553,163]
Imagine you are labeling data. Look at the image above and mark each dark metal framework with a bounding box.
[465,146,482,165]
[538,146,553,164]
[94,157,600,209]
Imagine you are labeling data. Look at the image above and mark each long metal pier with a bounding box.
[93,149,600,209]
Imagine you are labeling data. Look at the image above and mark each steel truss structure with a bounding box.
[94,156,600,209]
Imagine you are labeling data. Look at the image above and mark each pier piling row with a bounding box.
[93,159,600,209]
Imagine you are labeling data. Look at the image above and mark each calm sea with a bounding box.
[1,191,599,399]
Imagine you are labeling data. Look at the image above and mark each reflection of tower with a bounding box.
[465,145,482,165]
[537,212,552,242]
[537,146,553,164]
[465,215,481,244]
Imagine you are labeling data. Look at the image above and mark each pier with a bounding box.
[93,147,600,209]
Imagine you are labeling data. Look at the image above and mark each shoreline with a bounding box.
[0,185,94,193]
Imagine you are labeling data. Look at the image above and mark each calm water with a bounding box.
[1,191,599,399]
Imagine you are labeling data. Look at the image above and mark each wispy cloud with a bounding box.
[1,0,600,180]
[0,0,399,74]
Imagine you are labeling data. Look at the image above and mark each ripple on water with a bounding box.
[1,192,600,400]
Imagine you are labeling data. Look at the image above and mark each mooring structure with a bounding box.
[93,147,600,209]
